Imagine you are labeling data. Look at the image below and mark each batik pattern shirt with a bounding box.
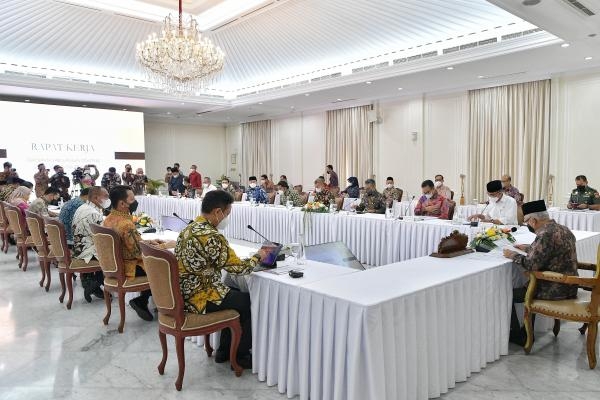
[356,190,386,214]
[103,209,143,277]
[569,186,600,206]
[101,173,122,192]
[343,186,360,199]
[0,184,18,202]
[72,201,104,262]
[414,193,450,219]
[175,216,259,313]
[382,187,403,207]
[132,174,148,195]
[33,171,49,198]
[512,220,579,300]
[58,196,85,243]
[246,186,268,203]
[49,174,71,200]
[281,189,303,207]
[313,188,336,207]
[28,198,49,216]
[503,185,523,204]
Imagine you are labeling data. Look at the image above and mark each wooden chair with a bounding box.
[397,189,404,202]
[447,200,456,220]
[4,203,34,270]
[90,223,150,333]
[25,211,55,291]
[294,185,303,193]
[267,192,276,204]
[139,242,243,391]
[300,192,309,206]
[0,201,13,253]
[335,197,344,211]
[450,190,455,200]
[523,246,600,369]
[233,191,242,202]
[44,218,101,309]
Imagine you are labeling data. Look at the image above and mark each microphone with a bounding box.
[247,225,273,244]
[172,212,192,225]
[399,196,415,220]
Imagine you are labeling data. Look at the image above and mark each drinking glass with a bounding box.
[286,200,293,210]
[289,242,300,265]
[329,203,337,213]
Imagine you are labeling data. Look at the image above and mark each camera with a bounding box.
[72,167,84,185]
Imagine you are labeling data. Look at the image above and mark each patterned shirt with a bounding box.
[503,185,523,204]
[131,174,148,195]
[382,187,403,207]
[103,209,143,278]
[569,186,600,206]
[175,216,259,313]
[343,185,360,199]
[49,173,71,200]
[280,189,303,207]
[246,186,268,203]
[512,220,579,300]
[122,172,135,186]
[58,196,85,243]
[436,185,452,200]
[33,171,49,198]
[328,171,339,188]
[313,188,336,207]
[0,184,18,202]
[28,198,49,216]
[72,201,104,262]
[101,172,122,192]
[356,190,386,214]
[414,192,450,219]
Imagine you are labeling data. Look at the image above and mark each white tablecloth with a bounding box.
[547,208,600,232]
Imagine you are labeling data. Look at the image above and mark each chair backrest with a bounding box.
[300,193,309,206]
[0,201,8,228]
[90,223,126,282]
[397,189,404,202]
[294,185,303,193]
[44,217,71,267]
[234,191,242,202]
[4,203,27,237]
[267,192,276,204]
[450,190,455,200]
[25,211,49,255]
[342,198,358,211]
[161,215,189,232]
[447,200,456,220]
[139,242,184,326]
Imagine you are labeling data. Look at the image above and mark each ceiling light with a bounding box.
[561,43,570,48]
[24,99,30,102]
[304,93,310,96]
[446,66,454,70]
[397,87,403,91]
[122,108,127,111]
[366,81,372,85]
[522,0,541,5]
[258,102,263,105]
[585,56,593,60]
[336,98,342,101]
[478,75,485,79]
[290,106,295,109]
[82,104,87,107]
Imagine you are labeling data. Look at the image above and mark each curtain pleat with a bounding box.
[241,120,272,183]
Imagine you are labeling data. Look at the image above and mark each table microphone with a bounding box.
[172,212,192,225]
[247,225,272,243]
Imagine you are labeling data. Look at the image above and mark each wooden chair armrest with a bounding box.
[530,271,597,289]
[577,262,597,272]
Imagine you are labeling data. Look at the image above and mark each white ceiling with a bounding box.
[0,0,599,122]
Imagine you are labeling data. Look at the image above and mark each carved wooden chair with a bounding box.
[4,203,34,269]
[0,201,13,253]
[90,223,150,333]
[447,200,457,220]
[139,242,243,390]
[523,246,600,369]
[25,211,55,291]
[44,218,101,309]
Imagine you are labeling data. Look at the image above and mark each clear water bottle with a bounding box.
[297,233,306,264]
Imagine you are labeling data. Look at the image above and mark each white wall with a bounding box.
[144,118,227,183]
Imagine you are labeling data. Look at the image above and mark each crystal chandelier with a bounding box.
[136,0,225,95]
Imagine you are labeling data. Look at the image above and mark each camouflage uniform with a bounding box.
[569,186,600,206]
[219,185,237,196]
[281,189,303,207]
[313,188,336,207]
[356,190,386,214]
[512,220,579,300]
[382,187,403,207]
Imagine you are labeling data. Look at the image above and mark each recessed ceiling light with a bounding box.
[522,0,541,5]
[122,108,127,111]
[336,98,342,101]
[397,87,403,91]
[585,56,593,60]
[82,104,87,107]
[366,81,372,85]
[24,99,30,102]
[478,75,485,79]
[180,102,185,105]
[446,66,454,70]
[167,111,171,114]
[561,43,570,48]
[304,93,310,96]
[258,102,263,105]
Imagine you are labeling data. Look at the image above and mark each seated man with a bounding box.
[29,187,61,216]
[468,180,518,225]
[434,174,452,200]
[501,174,523,204]
[72,186,110,302]
[175,191,266,369]
[414,180,449,219]
[103,185,175,321]
[568,175,600,210]
[200,177,217,199]
[278,180,303,207]
[246,176,268,204]
[260,174,275,193]
[382,177,403,207]
[356,179,386,214]
[503,200,579,345]
[312,177,335,206]
[219,177,237,196]
[59,187,89,245]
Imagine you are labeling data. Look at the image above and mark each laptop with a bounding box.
[253,242,283,272]
[304,241,365,270]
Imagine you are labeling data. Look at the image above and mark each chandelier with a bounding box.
[136,0,225,95]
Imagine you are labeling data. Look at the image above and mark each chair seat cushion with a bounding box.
[104,275,149,289]
[158,309,239,331]
[530,291,593,320]
[69,258,100,270]
[17,236,34,246]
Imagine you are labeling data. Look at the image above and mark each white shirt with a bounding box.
[484,193,518,225]
[200,184,217,199]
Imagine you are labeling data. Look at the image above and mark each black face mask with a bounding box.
[527,224,535,234]
[577,185,586,192]
[128,200,138,213]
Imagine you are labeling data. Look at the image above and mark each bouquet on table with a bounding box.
[133,212,154,228]
[469,226,515,252]
[301,201,329,213]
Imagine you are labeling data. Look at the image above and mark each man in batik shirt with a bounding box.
[503,200,579,345]
[382,176,403,208]
[312,177,335,207]
[414,179,450,219]
[278,180,303,207]
[356,179,386,214]
[501,174,523,204]
[175,191,266,369]
[33,163,50,198]
[58,187,89,245]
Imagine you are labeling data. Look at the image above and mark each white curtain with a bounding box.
[468,80,550,202]
[325,105,373,185]
[241,120,272,183]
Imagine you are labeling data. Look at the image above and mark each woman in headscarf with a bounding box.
[8,186,32,217]
[341,176,360,199]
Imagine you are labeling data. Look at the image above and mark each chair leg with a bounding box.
[66,272,74,309]
[58,272,66,303]
[22,245,29,271]
[580,323,589,335]
[175,336,185,391]
[586,322,598,369]
[204,335,213,357]
[45,261,52,292]
[17,245,23,268]
[553,319,561,337]
[229,320,243,377]
[117,292,126,333]
[102,288,112,326]
[158,331,168,375]
[523,310,534,354]
[39,258,46,288]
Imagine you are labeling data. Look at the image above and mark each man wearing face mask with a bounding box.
[259,174,275,194]
[121,164,135,187]
[33,163,50,198]
[245,176,268,204]
[277,180,302,207]
[312,177,335,206]
[131,168,148,195]
[200,176,217,200]
[414,179,450,219]
[567,175,600,210]
[50,165,71,201]
[219,177,237,196]
[103,186,176,320]
[72,186,110,302]
[434,174,452,200]
[502,200,578,345]
[325,165,339,189]
[175,190,267,369]
[168,167,185,196]
[382,177,403,207]
[188,165,202,198]
[501,174,522,204]
[355,179,386,214]
[468,180,518,225]
[59,187,90,246]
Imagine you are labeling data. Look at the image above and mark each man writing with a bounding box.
[468,180,518,225]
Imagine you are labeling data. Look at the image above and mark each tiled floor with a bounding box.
[0,244,599,400]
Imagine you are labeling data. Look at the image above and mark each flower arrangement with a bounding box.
[469,226,515,252]
[133,212,153,228]
[301,201,329,213]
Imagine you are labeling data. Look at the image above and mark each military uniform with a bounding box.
[313,188,335,207]
[220,185,237,196]
[356,190,386,214]
[569,186,600,206]
[281,189,303,207]
[382,187,402,207]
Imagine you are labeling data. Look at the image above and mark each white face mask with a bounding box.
[434,181,442,188]
[249,182,257,188]
[386,183,393,189]
[203,183,209,188]
[315,187,322,193]
[222,183,229,189]
[425,193,433,199]
[488,196,498,204]
[101,198,111,209]
[277,189,284,195]
[216,211,230,231]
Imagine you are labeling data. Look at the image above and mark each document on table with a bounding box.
[503,245,527,256]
